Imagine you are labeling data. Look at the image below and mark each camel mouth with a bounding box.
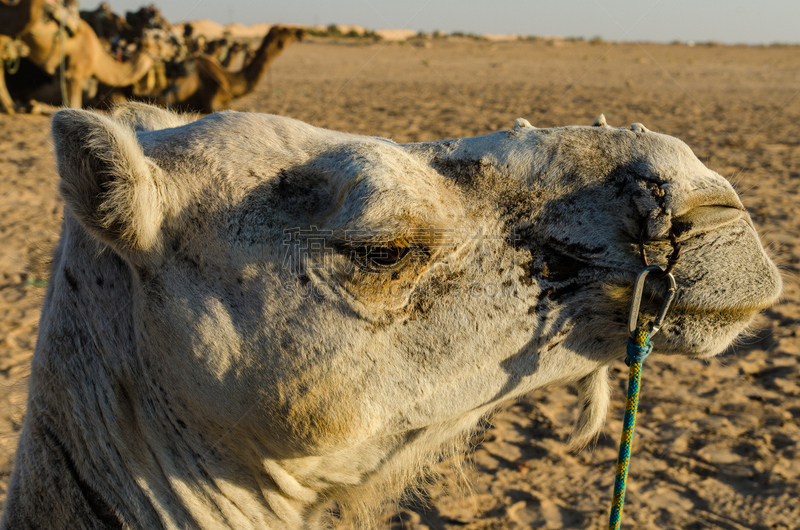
[633,201,781,326]
[671,205,747,240]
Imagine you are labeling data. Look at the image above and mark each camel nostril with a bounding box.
[671,205,746,239]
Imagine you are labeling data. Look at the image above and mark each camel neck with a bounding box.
[228,35,291,97]
[1,215,167,528]
[1,215,313,529]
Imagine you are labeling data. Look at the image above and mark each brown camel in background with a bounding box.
[222,40,247,70]
[0,37,12,113]
[17,3,157,108]
[0,0,44,113]
[0,36,25,114]
[80,2,132,43]
[154,26,304,113]
[0,0,44,38]
[124,4,172,40]
[0,3,302,113]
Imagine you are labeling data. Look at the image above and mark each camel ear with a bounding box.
[111,102,196,132]
[52,109,165,259]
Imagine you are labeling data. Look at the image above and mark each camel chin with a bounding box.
[0,104,781,529]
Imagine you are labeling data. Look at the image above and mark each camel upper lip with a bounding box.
[671,205,748,239]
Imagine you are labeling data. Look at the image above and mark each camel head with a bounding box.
[265,25,306,47]
[125,4,171,34]
[21,103,779,526]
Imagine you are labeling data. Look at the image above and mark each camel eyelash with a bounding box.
[362,246,412,268]
[337,240,430,271]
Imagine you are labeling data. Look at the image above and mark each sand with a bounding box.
[1,38,799,529]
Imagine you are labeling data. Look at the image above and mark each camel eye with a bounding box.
[366,246,410,268]
[342,238,431,274]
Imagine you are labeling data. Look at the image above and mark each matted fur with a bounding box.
[568,366,611,449]
[1,104,781,529]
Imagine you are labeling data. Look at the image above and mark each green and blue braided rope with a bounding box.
[608,327,652,530]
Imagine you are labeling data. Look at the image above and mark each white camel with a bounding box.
[1,103,781,529]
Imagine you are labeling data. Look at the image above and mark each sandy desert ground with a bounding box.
[1,37,799,529]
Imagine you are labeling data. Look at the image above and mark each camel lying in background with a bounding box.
[150,26,304,113]
[0,0,42,38]
[80,2,132,43]
[124,4,172,41]
[0,0,42,114]
[0,36,27,114]
[88,25,303,113]
[0,103,781,528]
[18,4,156,108]
[1,2,300,113]
[81,3,174,47]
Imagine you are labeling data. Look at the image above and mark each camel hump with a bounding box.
[52,108,165,259]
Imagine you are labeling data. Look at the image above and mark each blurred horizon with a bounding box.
[101,0,800,45]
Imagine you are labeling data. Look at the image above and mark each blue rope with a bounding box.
[608,327,651,529]
[625,333,652,365]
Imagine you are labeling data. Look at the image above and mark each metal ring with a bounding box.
[628,265,677,339]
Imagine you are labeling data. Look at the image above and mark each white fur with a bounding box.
[1,103,782,529]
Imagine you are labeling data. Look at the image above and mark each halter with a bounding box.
[608,264,676,529]
[2,37,21,75]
